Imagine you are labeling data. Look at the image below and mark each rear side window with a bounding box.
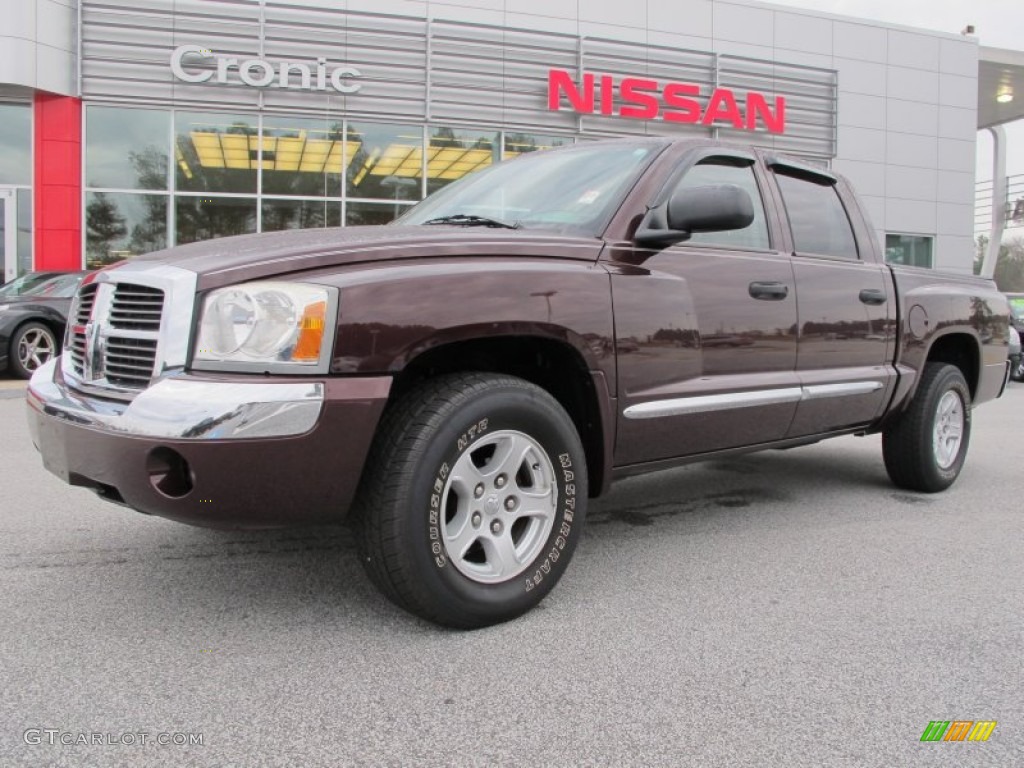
[774,172,858,259]
[672,160,770,250]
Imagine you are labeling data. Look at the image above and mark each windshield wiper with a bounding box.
[423,214,519,230]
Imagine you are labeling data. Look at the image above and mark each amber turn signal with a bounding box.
[292,300,327,361]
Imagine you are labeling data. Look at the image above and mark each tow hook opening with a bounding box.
[146,447,194,498]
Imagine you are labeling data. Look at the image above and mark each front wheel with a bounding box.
[355,373,588,628]
[882,363,971,493]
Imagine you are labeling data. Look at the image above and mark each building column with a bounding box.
[33,93,82,271]
[980,125,1006,279]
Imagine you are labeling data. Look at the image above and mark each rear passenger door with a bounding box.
[764,158,895,437]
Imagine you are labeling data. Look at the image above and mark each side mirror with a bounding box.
[635,184,755,248]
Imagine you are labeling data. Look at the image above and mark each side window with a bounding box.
[774,172,859,259]
[672,160,770,250]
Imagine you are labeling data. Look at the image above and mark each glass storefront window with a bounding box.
[885,234,933,268]
[260,117,347,197]
[347,201,415,227]
[346,122,425,201]
[262,198,341,231]
[502,133,572,159]
[175,196,257,244]
[0,103,31,186]
[86,106,170,190]
[85,192,168,268]
[426,127,500,196]
[176,112,258,194]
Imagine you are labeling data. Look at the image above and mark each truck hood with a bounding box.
[124,225,601,290]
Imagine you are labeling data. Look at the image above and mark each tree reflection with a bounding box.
[85,192,127,267]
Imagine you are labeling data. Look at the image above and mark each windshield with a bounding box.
[397,143,662,235]
[0,273,82,299]
[0,273,57,298]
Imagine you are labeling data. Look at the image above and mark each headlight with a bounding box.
[193,281,336,372]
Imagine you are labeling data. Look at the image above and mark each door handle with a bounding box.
[859,288,887,305]
[748,281,789,300]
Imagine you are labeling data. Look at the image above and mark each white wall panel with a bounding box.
[833,159,885,197]
[886,131,937,169]
[833,22,886,64]
[886,30,939,72]
[936,202,973,236]
[938,73,977,109]
[939,38,977,76]
[933,235,975,272]
[886,99,937,136]
[579,0,647,29]
[648,0,713,38]
[937,170,974,205]
[885,165,937,202]
[774,12,832,56]
[886,198,936,234]
[712,1,773,47]
[886,66,939,104]
[834,58,887,96]
[837,93,885,130]
[936,137,975,174]
[938,105,976,140]
[836,125,886,163]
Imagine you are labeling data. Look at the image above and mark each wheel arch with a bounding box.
[925,331,980,400]
[387,333,611,498]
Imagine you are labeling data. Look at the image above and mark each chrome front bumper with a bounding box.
[25,358,392,529]
[27,358,324,441]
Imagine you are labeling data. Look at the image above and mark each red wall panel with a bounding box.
[34,94,82,271]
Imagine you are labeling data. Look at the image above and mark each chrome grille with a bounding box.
[105,337,159,388]
[75,284,98,325]
[109,284,164,331]
[68,284,98,377]
[64,279,170,396]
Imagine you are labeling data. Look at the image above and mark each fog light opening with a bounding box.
[147,447,194,498]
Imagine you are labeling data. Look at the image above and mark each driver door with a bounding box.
[610,152,799,465]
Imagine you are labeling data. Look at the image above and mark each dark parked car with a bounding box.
[1009,293,1024,381]
[1,271,87,379]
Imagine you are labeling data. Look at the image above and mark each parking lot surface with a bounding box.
[1,378,1022,767]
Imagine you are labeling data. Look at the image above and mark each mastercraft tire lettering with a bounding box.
[355,373,588,628]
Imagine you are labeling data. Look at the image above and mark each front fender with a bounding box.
[313,258,617,387]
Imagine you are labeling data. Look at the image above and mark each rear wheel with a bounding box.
[355,372,587,628]
[882,363,971,493]
[9,322,58,379]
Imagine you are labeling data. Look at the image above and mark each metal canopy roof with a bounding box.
[979,46,1024,129]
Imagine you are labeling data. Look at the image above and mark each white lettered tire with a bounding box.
[355,373,587,628]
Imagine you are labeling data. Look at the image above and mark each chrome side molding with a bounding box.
[624,381,884,420]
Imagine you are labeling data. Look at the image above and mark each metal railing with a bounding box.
[976,173,1024,233]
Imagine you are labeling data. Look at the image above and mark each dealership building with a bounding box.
[2,0,1023,281]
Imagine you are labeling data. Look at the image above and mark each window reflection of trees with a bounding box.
[85,191,167,269]
[176,198,256,245]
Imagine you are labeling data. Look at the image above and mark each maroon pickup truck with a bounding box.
[27,138,1011,628]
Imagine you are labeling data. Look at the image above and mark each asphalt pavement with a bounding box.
[1,379,1022,767]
